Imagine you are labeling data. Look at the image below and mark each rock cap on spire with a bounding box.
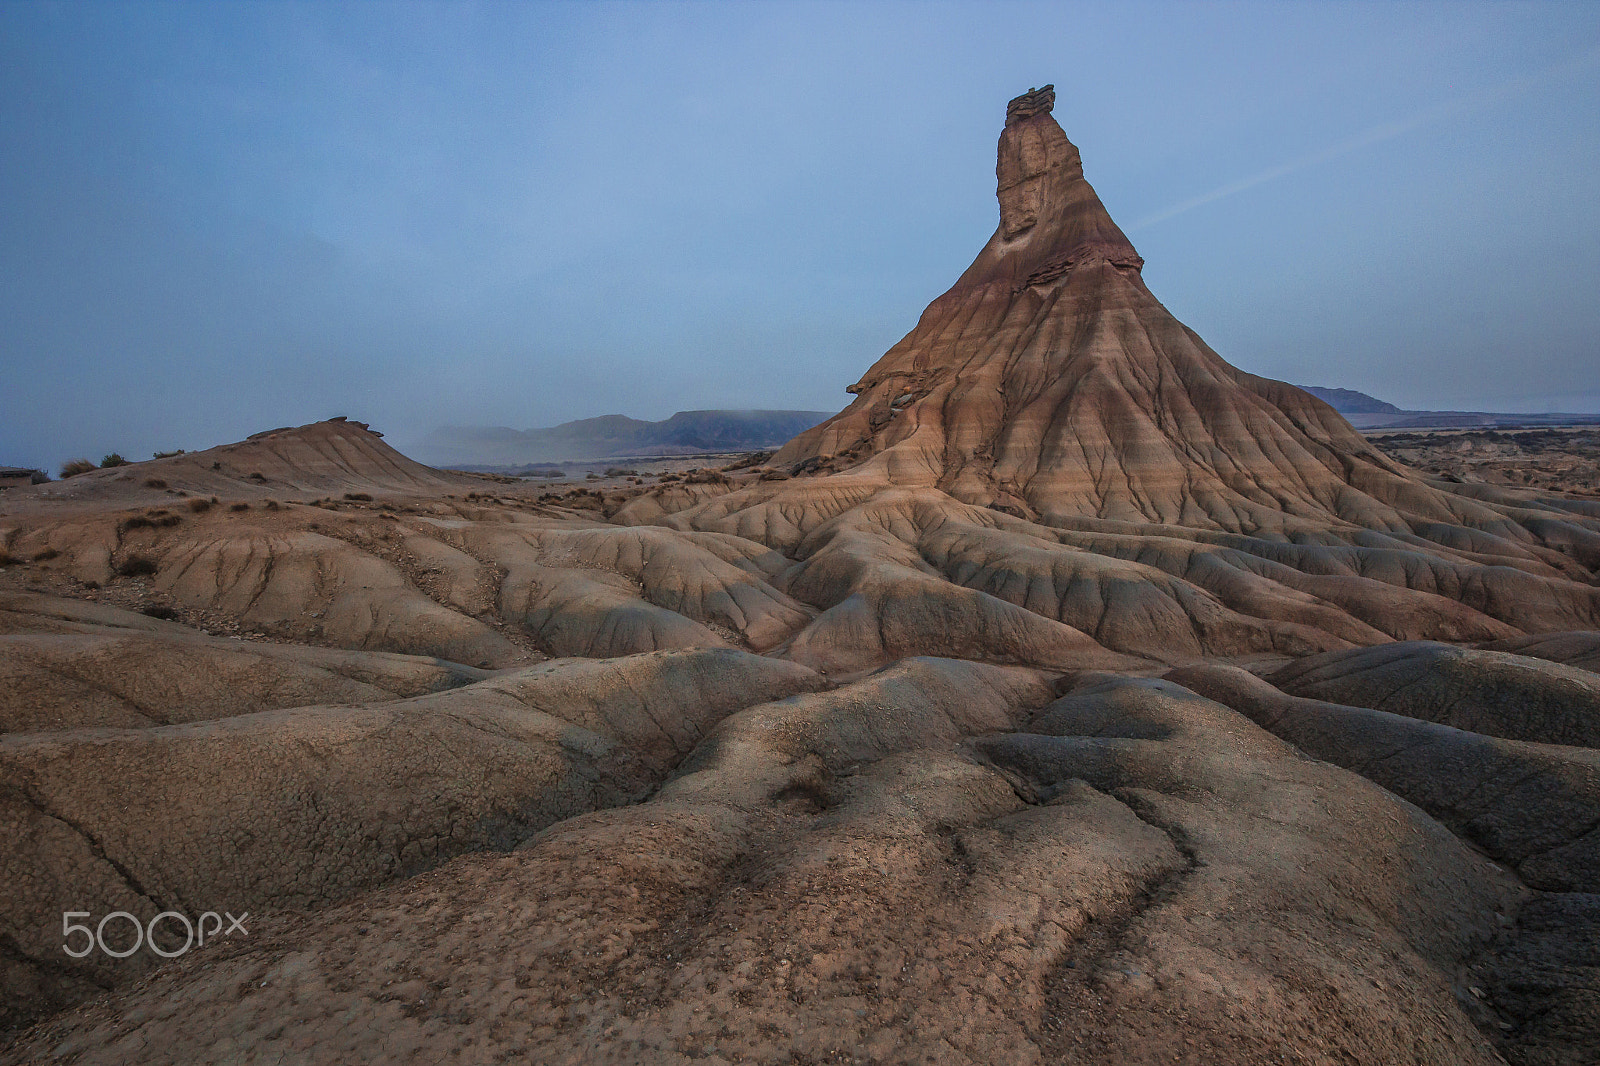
[1005,85,1056,126]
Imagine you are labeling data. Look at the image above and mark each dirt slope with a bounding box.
[2,85,1599,1064]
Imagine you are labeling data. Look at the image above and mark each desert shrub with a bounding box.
[343,492,372,501]
[124,512,181,530]
[585,473,602,480]
[246,472,268,482]
[115,554,159,577]
[59,458,95,478]
[264,499,281,511]
[230,502,250,512]
[141,605,179,620]
[187,498,212,513]
[144,478,168,489]
[604,467,637,477]
[684,468,729,485]
[152,449,185,459]
[723,452,771,472]
[759,470,792,481]
[0,551,14,567]
[100,454,129,468]
[32,548,59,562]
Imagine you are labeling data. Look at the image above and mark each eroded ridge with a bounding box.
[1,84,1599,1064]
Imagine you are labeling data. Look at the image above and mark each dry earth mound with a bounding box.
[22,418,476,508]
[2,86,1599,1064]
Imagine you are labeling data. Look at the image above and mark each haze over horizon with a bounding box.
[3,1,1597,470]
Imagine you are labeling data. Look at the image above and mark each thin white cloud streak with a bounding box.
[1130,46,1600,231]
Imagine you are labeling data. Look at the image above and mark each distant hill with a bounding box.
[420,409,837,466]
[1299,386,1402,415]
[1295,384,1600,431]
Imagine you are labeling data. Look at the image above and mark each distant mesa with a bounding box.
[1299,386,1403,415]
[421,409,835,466]
[1299,384,1600,430]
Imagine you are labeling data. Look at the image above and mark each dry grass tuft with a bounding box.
[115,554,159,577]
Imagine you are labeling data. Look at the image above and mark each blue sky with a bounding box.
[2,1,1597,468]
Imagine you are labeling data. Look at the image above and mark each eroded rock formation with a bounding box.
[2,87,1599,1064]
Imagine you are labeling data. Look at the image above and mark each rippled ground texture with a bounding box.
[3,87,1599,1064]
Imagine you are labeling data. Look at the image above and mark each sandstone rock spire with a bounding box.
[774,87,1457,534]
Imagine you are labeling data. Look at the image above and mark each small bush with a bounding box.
[144,478,168,489]
[33,548,59,562]
[585,473,602,480]
[723,452,771,472]
[100,454,129,468]
[0,551,15,568]
[230,502,250,512]
[264,499,281,511]
[59,459,95,478]
[187,498,212,513]
[246,472,267,482]
[684,468,729,485]
[115,554,159,577]
[604,467,637,477]
[152,449,186,459]
[124,512,181,530]
[343,492,372,502]
[141,605,179,620]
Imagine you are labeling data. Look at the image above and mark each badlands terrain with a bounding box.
[3,86,1599,1064]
